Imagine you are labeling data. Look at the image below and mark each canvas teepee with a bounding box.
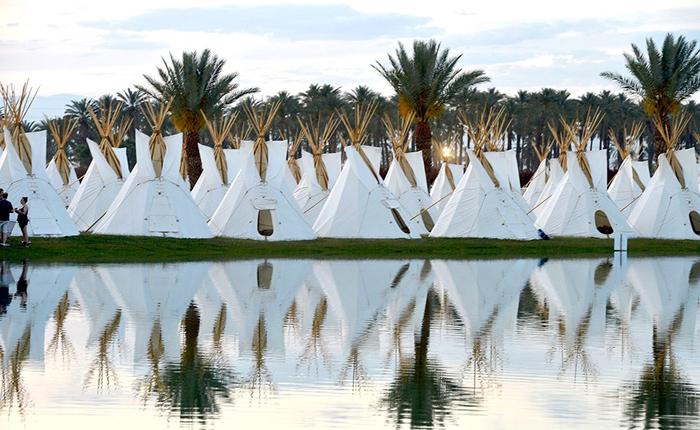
[93,100,212,238]
[293,115,342,225]
[429,140,464,216]
[628,114,700,239]
[530,125,567,219]
[522,141,553,207]
[191,112,243,220]
[383,112,435,234]
[208,101,315,240]
[68,102,131,231]
[45,117,80,207]
[431,107,539,240]
[536,110,635,238]
[0,82,78,236]
[313,103,417,238]
[607,123,650,217]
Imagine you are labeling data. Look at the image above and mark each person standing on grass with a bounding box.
[15,197,29,247]
[0,193,13,247]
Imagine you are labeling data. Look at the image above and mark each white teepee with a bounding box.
[429,140,464,217]
[93,101,212,238]
[523,142,553,207]
[293,116,342,225]
[383,113,435,234]
[0,83,78,237]
[431,107,539,239]
[431,150,540,239]
[208,102,315,240]
[69,103,131,231]
[628,115,700,239]
[430,162,463,216]
[607,123,650,217]
[45,118,80,207]
[536,112,635,238]
[313,103,417,238]
[191,113,242,220]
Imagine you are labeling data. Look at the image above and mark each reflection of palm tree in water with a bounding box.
[381,288,473,429]
[46,292,75,362]
[0,325,31,414]
[84,310,121,390]
[145,302,233,423]
[624,309,700,429]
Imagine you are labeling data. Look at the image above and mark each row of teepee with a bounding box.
[1,80,698,241]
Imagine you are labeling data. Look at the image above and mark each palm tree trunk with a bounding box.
[415,120,432,173]
[185,130,203,189]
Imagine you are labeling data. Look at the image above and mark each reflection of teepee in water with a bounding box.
[382,260,434,364]
[101,262,208,362]
[211,260,308,357]
[0,325,31,414]
[83,310,122,391]
[145,303,234,423]
[434,259,535,386]
[622,286,700,429]
[530,259,621,380]
[46,291,75,363]
[381,287,473,428]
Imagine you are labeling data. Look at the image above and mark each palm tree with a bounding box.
[139,49,258,187]
[374,40,489,172]
[601,33,700,158]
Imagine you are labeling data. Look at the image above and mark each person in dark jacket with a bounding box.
[0,193,13,247]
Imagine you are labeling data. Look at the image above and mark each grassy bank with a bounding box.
[0,234,697,263]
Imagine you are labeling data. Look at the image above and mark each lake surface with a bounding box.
[1,256,699,429]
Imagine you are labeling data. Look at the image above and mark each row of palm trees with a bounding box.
[16,33,700,188]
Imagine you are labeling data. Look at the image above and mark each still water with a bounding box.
[0,257,699,429]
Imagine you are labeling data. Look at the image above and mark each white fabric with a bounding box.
[485,151,533,219]
[313,146,417,239]
[191,144,243,220]
[93,130,212,238]
[68,139,130,231]
[607,156,650,217]
[535,150,635,238]
[208,140,315,240]
[0,129,78,236]
[430,163,464,218]
[531,158,564,219]
[46,159,79,208]
[293,150,342,225]
[384,150,434,234]
[628,149,700,239]
[430,150,539,240]
[523,159,547,207]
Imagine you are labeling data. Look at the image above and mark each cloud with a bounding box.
[85,4,435,41]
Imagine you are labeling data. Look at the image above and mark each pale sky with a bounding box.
[1,0,700,120]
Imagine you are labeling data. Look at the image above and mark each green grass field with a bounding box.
[0,234,697,263]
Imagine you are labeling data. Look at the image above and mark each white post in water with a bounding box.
[614,233,628,253]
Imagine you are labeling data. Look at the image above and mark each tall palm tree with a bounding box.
[140,49,258,187]
[374,40,489,172]
[601,33,700,158]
